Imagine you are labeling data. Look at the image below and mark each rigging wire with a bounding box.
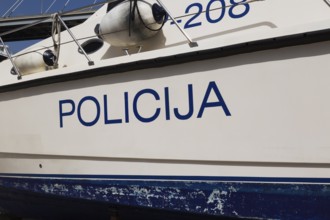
[61,0,71,12]
[41,0,43,14]
[2,0,24,18]
[9,0,24,17]
[45,0,57,14]
[2,0,20,17]
[90,0,99,11]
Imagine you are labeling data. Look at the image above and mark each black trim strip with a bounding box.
[1,28,330,93]
[1,173,330,183]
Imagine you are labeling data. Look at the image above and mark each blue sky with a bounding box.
[0,0,99,17]
[0,0,102,52]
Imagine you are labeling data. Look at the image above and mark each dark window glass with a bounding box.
[78,38,104,54]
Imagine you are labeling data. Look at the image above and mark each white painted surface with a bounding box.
[0,0,329,179]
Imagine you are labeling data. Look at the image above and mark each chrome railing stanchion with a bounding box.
[57,14,94,66]
[0,0,115,79]
[0,37,22,80]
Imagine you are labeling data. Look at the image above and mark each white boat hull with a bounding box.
[0,39,330,219]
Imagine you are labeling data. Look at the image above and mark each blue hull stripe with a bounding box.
[1,174,330,219]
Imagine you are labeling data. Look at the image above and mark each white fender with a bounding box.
[14,47,56,75]
[99,0,165,47]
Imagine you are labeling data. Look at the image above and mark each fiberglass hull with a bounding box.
[0,37,330,219]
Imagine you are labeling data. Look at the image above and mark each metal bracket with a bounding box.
[123,48,130,56]
[156,0,198,48]
[137,46,142,53]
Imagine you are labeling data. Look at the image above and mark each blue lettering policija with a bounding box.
[59,81,231,128]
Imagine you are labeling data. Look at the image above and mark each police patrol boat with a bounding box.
[0,0,330,219]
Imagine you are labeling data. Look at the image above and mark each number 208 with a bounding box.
[184,0,250,29]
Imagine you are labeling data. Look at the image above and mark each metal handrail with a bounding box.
[57,14,94,66]
[325,0,330,6]
[0,0,116,79]
[0,45,8,57]
[0,0,115,38]
[0,37,21,79]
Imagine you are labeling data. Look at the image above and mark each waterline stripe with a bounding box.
[0,173,330,184]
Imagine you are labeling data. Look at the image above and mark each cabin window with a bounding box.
[78,38,104,54]
[107,0,125,12]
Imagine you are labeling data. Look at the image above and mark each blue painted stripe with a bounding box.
[0,173,330,183]
[1,173,330,219]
